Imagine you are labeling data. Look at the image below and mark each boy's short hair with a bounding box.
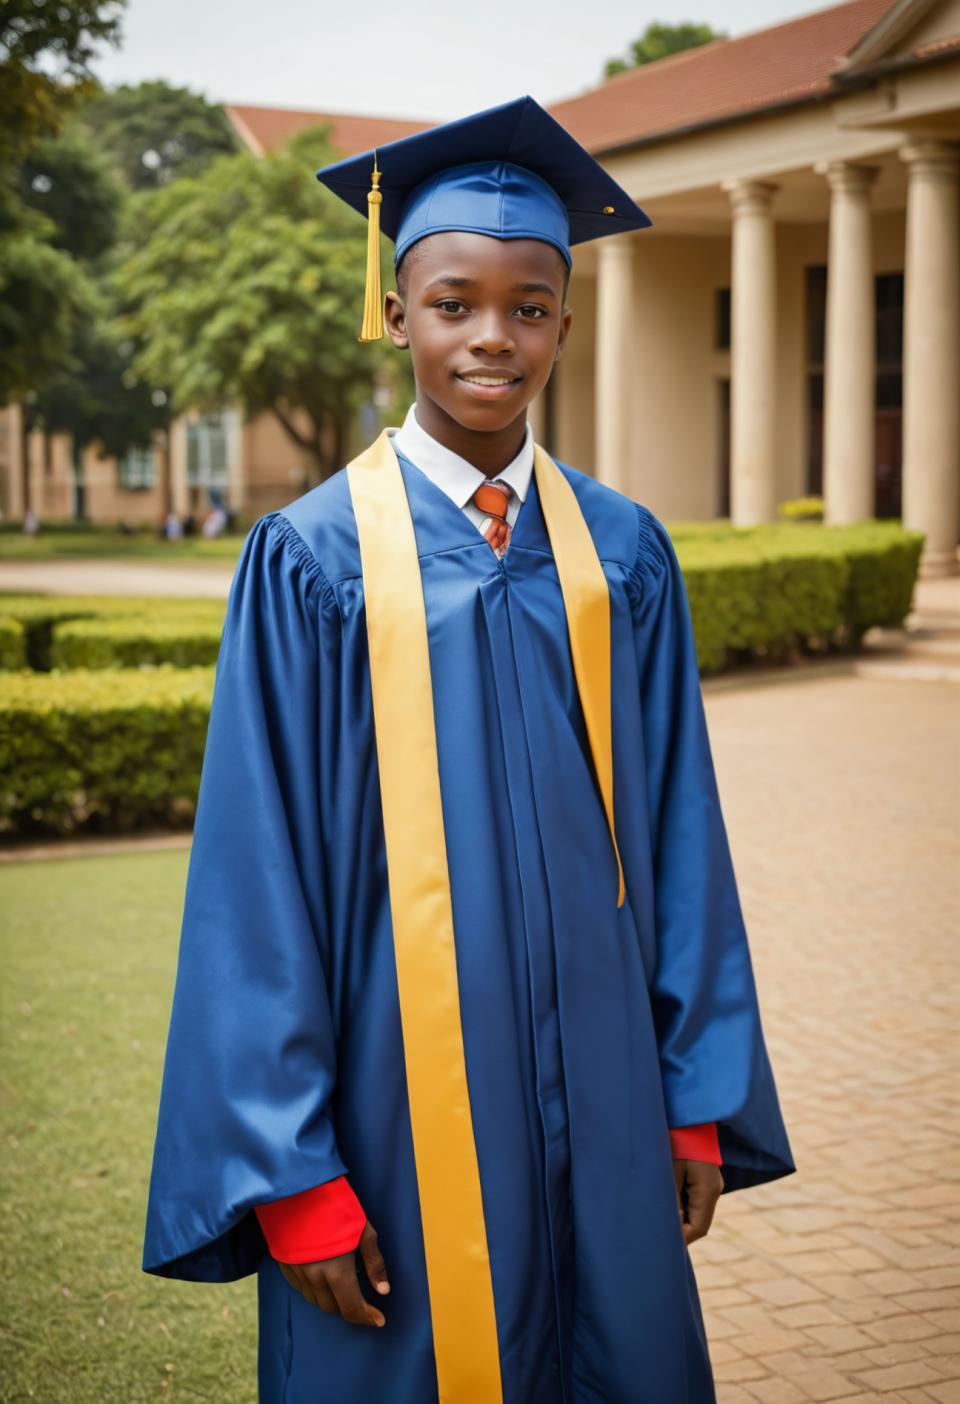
[394,237,571,307]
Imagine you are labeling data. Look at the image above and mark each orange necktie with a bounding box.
[472,480,513,557]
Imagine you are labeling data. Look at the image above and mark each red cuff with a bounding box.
[254,1174,367,1263]
[668,1122,722,1165]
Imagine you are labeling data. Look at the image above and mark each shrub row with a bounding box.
[0,665,214,837]
[0,522,923,836]
[672,521,923,671]
[0,592,225,670]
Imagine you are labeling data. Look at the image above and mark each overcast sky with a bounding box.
[91,0,840,120]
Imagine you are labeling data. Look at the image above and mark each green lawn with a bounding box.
[0,848,257,1403]
[0,529,244,564]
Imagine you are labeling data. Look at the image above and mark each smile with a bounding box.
[457,374,522,386]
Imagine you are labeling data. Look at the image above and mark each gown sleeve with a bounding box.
[668,1122,722,1165]
[254,1174,367,1262]
[142,510,356,1282]
[631,504,796,1194]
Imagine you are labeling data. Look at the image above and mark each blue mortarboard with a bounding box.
[315,94,652,341]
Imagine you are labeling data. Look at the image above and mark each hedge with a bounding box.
[0,665,214,836]
[50,615,224,669]
[0,520,924,836]
[0,592,225,670]
[671,521,923,672]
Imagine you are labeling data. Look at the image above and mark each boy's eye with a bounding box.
[436,299,466,313]
[516,305,547,319]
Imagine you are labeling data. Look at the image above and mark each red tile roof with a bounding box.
[227,0,944,163]
[226,104,431,156]
[550,0,900,152]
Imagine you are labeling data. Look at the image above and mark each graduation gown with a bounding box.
[142,437,795,1404]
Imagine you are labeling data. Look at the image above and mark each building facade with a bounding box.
[2,0,957,574]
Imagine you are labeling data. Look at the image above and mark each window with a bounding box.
[119,445,156,490]
[186,413,230,489]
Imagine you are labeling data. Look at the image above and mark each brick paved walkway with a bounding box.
[698,671,959,1403]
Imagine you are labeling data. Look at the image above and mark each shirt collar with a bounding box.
[388,401,534,509]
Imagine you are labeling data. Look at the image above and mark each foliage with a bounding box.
[0,2,126,402]
[19,122,124,259]
[80,79,239,191]
[27,306,170,466]
[604,20,725,78]
[50,613,224,669]
[0,521,925,834]
[114,127,397,480]
[0,0,124,161]
[0,663,215,834]
[7,109,172,479]
[0,210,95,401]
[777,495,825,522]
[0,590,224,669]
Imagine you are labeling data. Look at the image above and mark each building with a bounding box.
[3,0,957,574]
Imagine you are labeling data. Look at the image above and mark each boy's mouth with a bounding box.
[455,370,524,399]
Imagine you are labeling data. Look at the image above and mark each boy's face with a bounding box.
[384,231,572,436]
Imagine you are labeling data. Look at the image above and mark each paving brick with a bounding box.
[691,669,960,1401]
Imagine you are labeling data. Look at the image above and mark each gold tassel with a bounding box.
[358,152,384,342]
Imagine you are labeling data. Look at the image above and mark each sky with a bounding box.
[90,0,845,121]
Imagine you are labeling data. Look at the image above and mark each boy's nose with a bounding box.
[468,314,516,357]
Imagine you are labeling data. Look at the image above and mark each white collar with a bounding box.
[387,402,534,509]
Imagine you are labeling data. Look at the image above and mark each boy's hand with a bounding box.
[673,1159,723,1246]
[277,1220,391,1327]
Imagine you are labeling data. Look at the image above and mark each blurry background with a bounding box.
[1,2,958,1401]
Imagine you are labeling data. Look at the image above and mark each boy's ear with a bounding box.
[554,305,573,362]
[384,291,409,350]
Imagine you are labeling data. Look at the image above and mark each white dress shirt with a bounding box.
[387,401,533,540]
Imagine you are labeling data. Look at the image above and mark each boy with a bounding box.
[143,96,795,1404]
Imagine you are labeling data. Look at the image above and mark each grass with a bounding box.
[0,848,258,1403]
[0,528,244,564]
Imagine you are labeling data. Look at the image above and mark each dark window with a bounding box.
[715,287,731,351]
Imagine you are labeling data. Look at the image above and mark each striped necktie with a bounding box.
[472,480,513,558]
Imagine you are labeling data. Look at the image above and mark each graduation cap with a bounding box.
[315,94,653,342]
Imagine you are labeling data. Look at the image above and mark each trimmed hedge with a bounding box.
[0,592,225,670]
[672,521,923,672]
[0,520,924,836]
[0,665,214,836]
[50,615,224,669]
[0,614,26,670]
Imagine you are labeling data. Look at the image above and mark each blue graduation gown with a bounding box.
[142,446,795,1403]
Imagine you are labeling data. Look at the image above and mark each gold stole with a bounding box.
[347,429,624,1404]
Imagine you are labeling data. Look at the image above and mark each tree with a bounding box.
[28,309,169,518]
[1,121,122,404]
[81,80,238,191]
[0,1,125,406]
[0,0,125,161]
[604,21,726,78]
[0,212,94,402]
[114,127,401,482]
[19,123,124,260]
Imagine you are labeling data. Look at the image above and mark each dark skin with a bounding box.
[280,230,723,1323]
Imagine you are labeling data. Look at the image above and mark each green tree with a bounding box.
[19,123,124,260]
[114,127,399,482]
[1,120,121,404]
[604,21,725,78]
[28,310,169,518]
[0,0,125,161]
[81,80,238,191]
[0,1,125,407]
[1,97,171,517]
[0,214,94,402]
